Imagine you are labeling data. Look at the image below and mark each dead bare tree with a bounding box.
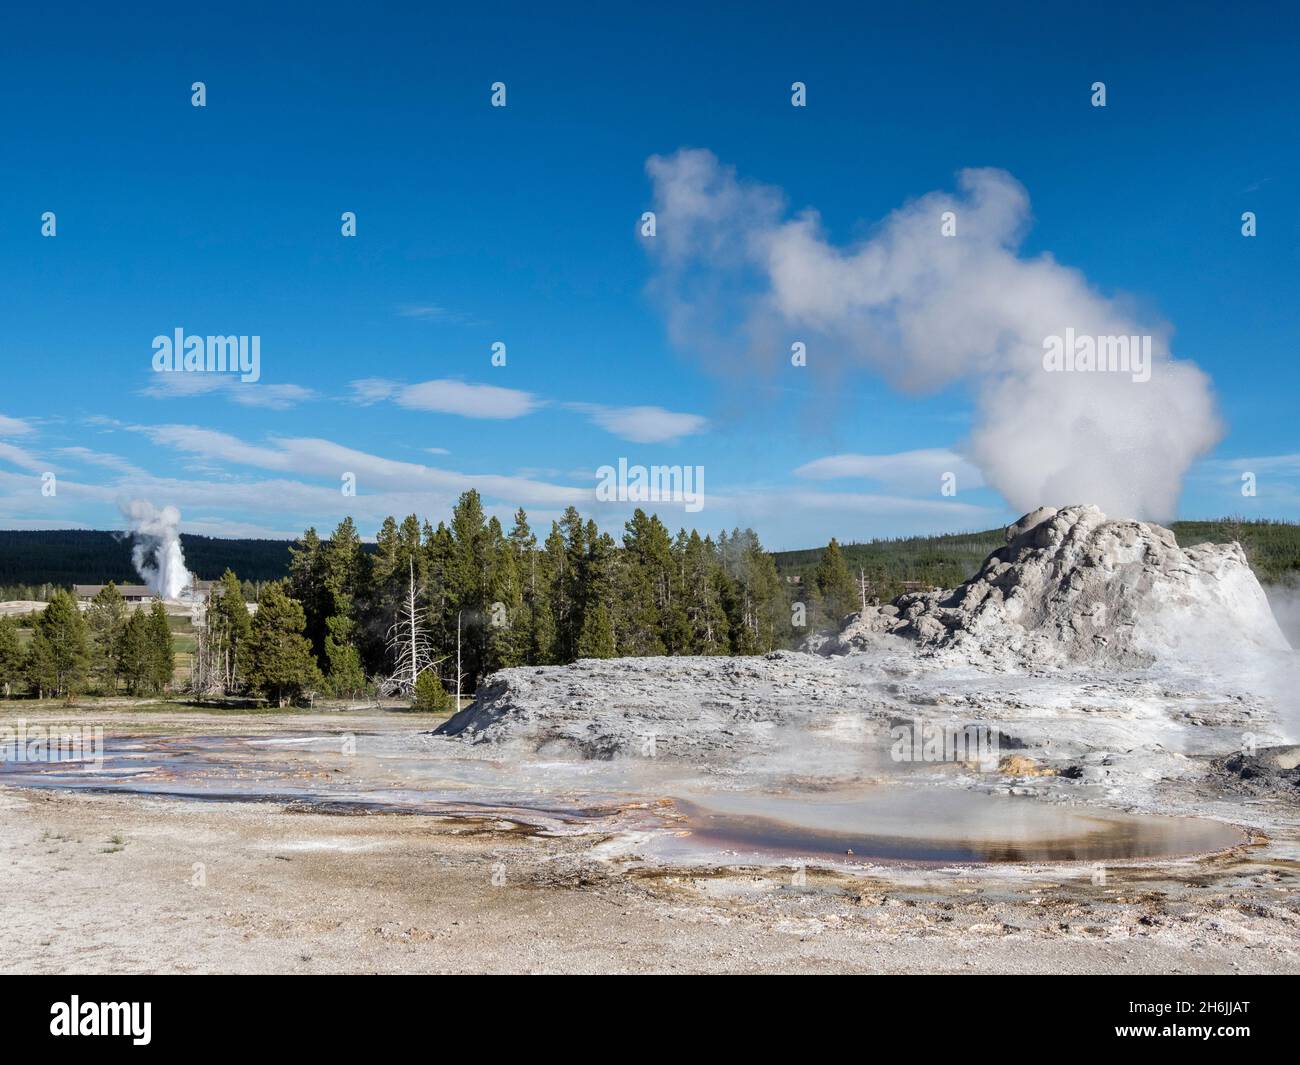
[379,558,443,698]
[454,609,464,708]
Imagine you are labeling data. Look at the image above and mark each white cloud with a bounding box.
[0,441,45,473]
[1199,453,1300,476]
[570,403,708,443]
[0,414,34,437]
[231,384,318,409]
[354,381,704,439]
[177,516,307,538]
[351,378,540,419]
[349,378,399,404]
[778,490,994,520]
[127,423,588,507]
[141,373,317,409]
[397,304,467,322]
[794,448,984,491]
[56,447,148,478]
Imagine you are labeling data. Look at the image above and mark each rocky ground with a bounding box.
[4,780,1299,974]
[1,691,1298,974]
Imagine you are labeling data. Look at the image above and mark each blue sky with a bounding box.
[0,1,1296,548]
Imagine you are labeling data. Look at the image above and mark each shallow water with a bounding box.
[0,732,1245,864]
[0,732,638,822]
[668,790,1246,864]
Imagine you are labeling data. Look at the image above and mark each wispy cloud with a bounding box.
[56,446,148,478]
[350,378,540,419]
[127,423,588,506]
[396,303,476,324]
[0,414,34,437]
[1198,453,1300,475]
[141,373,317,409]
[0,441,45,473]
[569,403,708,443]
[795,448,984,491]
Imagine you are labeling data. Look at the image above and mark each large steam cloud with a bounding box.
[122,499,192,600]
[644,150,1222,522]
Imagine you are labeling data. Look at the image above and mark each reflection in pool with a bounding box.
[668,791,1246,864]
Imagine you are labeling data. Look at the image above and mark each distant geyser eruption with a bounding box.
[122,500,191,600]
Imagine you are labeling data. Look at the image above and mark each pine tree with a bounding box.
[242,582,323,707]
[147,600,175,693]
[412,668,454,712]
[288,527,328,663]
[195,569,252,694]
[529,592,557,664]
[86,581,128,693]
[26,589,90,699]
[814,537,857,627]
[322,517,365,610]
[367,514,425,673]
[619,510,669,656]
[557,507,587,659]
[660,529,694,654]
[679,532,729,654]
[507,507,538,596]
[719,527,786,653]
[447,490,494,685]
[321,518,367,697]
[0,615,24,697]
[485,516,527,672]
[423,520,457,668]
[119,611,154,695]
[543,522,572,661]
[576,600,616,658]
[324,615,366,699]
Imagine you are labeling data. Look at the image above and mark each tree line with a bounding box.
[194,491,866,707]
[0,490,870,706]
[0,586,175,699]
[0,529,294,589]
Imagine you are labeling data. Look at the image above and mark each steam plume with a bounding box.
[122,500,191,600]
[643,150,1222,522]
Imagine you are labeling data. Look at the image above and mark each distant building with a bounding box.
[74,579,214,603]
[75,583,155,602]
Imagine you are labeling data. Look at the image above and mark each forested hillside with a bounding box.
[0,530,296,590]
[1,515,1297,602]
[772,517,1300,597]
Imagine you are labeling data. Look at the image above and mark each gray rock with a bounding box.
[808,504,1289,669]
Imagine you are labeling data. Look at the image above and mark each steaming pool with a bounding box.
[0,730,1246,866]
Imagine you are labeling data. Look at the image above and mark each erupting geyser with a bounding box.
[121,499,192,600]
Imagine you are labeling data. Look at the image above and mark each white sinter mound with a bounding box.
[812,504,1290,668]
[434,506,1295,780]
